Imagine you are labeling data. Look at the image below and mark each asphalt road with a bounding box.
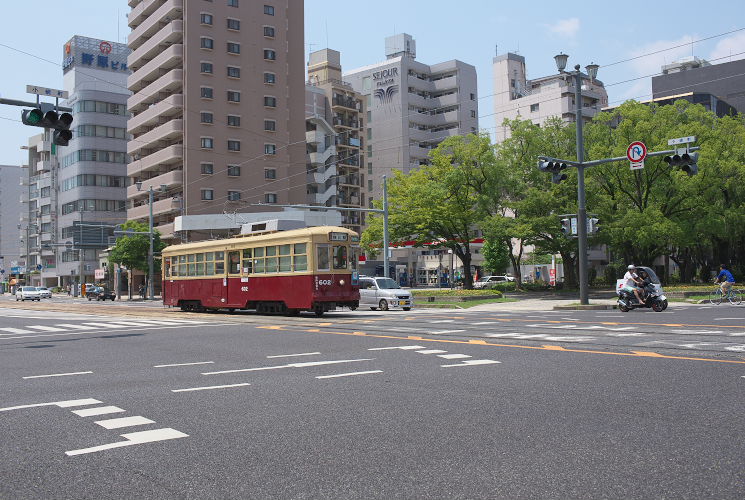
[1,301,744,499]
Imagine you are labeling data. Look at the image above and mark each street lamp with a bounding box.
[135,182,166,300]
[554,53,600,305]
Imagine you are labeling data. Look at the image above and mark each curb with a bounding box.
[553,304,616,310]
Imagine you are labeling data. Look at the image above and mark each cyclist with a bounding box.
[715,264,735,297]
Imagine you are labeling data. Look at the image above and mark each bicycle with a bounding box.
[709,283,743,305]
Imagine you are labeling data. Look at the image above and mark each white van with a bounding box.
[358,276,413,311]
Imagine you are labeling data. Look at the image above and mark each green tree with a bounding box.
[108,220,167,288]
[481,239,511,275]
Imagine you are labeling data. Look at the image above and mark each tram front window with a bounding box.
[333,245,348,269]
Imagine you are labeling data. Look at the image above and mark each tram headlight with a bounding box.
[339,279,345,286]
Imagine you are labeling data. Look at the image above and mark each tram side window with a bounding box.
[164,257,172,278]
[333,245,348,269]
[215,251,225,275]
[228,251,241,274]
[279,244,291,272]
[316,244,330,271]
[253,247,265,273]
[205,252,215,275]
[178,255,187,277]
[265,245,278,273]
[294,243,307,271]
[242,249,252,274]
[196,253,205,275]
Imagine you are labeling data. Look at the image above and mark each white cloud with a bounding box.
[549,18,580,38]
[708,31,745,63]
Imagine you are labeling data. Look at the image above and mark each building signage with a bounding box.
[372,67,399,104]
[372,67,398,86]
[62,36,130,75]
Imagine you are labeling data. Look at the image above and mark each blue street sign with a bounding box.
[36,264,43,271]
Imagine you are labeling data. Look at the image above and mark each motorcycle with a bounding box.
[615,266,668,313]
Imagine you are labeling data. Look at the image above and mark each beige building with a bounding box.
[492,52,608,142]
[305,48,366,235]
[126,0,306,241]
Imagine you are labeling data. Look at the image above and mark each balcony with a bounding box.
[128,93,183,134]
[331,96,361,112]
[307,164,337,186]
[407,75,434,93]
[128,70,182,112]
[127,144,183,177]
[129,0,183,50]
[127,169,182,198]
[308,145,335,166]
[128,44,183,92]
[36,160,52,173]
[408,127,429,142]
[432,74,458,92]
[433,92,459,107]
[128,118,183,156]
[128,19,183,72]
[128,197,181,220]
[128,0,162,30]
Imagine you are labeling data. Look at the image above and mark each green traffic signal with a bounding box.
[22,108,43,125]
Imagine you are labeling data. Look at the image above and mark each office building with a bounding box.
[127,0,306,241]
[344,33,478,208]
[0,165,22,285]
[306,48,366,234]
[492,52,608,142]
[18,36,130,289]
[652,56,745,114]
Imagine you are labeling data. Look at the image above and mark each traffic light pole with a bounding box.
[573,70,589,305]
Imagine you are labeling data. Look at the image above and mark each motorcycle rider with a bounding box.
[623,264,646,305]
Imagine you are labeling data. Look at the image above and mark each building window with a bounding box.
[264,72,276,84]
[530,103,539,112]
[200,86,214,99]
[263,119,276,131]
[263,49,276,61]
[200,37,214,49]
[227,66,240,78]
[201,137,214,149]
[228,0,238,6]
[227,42,240,54]
[264,96,276,107]
[265,169,276,179]
[200,112,213,124]
[227,191,241,201]
[471,110,476,118]
[470,93,476,100]
[200,62,213,74]
[228,140,241,151]
[200,13,213,25]
[227,18,240,30]
[201,163,214,175]
[264,26,275,38]
[227,165,241,176]
[264,143,276,155]
[265,193,277,204]
[201,189,214,201]
[264,5,274,15]
[368,162,372,174]
[227,90,241,102]
[227,115,241,127]
[368,180,373,191]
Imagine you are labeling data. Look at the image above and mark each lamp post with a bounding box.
[554,53,599,306]
[135,181,165,301]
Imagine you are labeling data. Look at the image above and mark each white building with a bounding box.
[492,52,608,142]
[0,165,22,285]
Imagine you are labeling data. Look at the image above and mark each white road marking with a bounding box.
[0,327,34,334]
[368,345,425,351]
[53,324,98,330]
[25,325,67,332]
[671,330,723,335]
[0,398,101,412]
[72,406,126,417]
[606,332,647,337]
[429,320,455,323]
[441,359,501,368]
[65,428,188,456]
[106,321,166,327]
[471,322,498,325]
[203,358,374,375]
[429,330,466,334]
[153,361,215,368]
[266,352,321,358]
[728,332,745,336]
[488,333,596,342]
[22,371,93,379]
[715,318,742,320]
[172,383,250,392]
[316,370,383,379]
[415,349,448,354]
[724,345,745,352]
[0,322,226,341]
[79,322,129,329]
[95,416,155,429]
[437,354,472,359]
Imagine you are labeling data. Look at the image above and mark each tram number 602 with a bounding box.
[317,279,333,286]
[240,286,249,292]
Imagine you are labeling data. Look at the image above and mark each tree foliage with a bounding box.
[108,220,167,278]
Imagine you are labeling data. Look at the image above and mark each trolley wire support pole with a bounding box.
[573,67,590,306]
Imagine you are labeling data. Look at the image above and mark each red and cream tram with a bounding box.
[162,226,360,315]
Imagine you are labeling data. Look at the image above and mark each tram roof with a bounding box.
[162,226,358,255]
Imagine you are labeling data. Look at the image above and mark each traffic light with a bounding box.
[538,159,568,184]
[664,151,699,176]
[560,218,571,235]
[588,217,600,234]
[20,103,73,146]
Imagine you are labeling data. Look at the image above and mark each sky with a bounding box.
[0,0,743,167]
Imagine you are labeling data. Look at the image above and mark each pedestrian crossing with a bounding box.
[0,318,211,339]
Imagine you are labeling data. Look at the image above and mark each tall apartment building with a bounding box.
[0,165,22,283]
[344,33,478,208]
[306,48,366,235]
[652,56,745,114]
[126,0,306,241]
[18,36,130,288]
[492,52,608,143]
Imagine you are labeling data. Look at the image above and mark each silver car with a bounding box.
[358,277,413,311]
[35,287,52,299]
[16,286,41,301]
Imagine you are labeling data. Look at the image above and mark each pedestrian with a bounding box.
[66,284,71,296]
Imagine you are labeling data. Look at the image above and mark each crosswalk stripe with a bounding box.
[0,327,34,334]
[65,428,188,456]
[72,406,125,417]
[26,325,66,332]
[54,324,98,330]
[79,322,129,329]
[95,416,155,429]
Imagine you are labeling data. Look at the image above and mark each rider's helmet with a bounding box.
[627,264,635,270]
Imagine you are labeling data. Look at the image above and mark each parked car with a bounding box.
[473,275,515,289]
[358,276,413,311]
[16,286,41,301]
[86,286,116,301]
[35,287,52,299]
